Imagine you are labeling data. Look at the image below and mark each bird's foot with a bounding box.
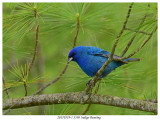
[86,79,95,88]
[80,91,91,105]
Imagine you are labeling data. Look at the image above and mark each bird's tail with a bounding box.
[125,58,140,62]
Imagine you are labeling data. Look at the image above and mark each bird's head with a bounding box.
[68,46,85,63]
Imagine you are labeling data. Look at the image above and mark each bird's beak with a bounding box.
[68,57,73,63]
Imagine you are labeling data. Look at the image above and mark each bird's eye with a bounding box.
[72,52,76,57]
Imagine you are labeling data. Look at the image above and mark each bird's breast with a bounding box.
[76,55,107,77]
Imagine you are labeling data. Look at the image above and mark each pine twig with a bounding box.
[73,13,80,48]
[121,26,157,60]
[121,14,147,57]
[124,27,151,35]
[32,13,80,95]
[3,77,10,99]
[82,79,101,115]
[23,80,28,96]
[22,7,39,96]
[110,2,134,58]
[27,8,39,74]
[82,104,91,115]
[32,64,69,95]
[3,87,11,92]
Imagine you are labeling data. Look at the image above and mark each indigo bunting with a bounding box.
[68,46,140,78]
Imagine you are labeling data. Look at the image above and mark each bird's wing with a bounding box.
[87,47,128,63]
[87,47,110,56]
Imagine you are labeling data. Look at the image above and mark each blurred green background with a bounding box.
[3,3,157,115]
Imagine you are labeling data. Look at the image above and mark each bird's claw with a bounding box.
[86,80,95,88]
[80,91,90,104]
[80,91,93,105]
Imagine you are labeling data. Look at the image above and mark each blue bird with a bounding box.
[68,46,140,78]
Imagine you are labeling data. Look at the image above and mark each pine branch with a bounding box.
[82,104,91,115]
[3,92,157,114]
[121,14,147,57]
[24,7,39,77]
[27,7,39,73]
[3,77,10,99]
[121,26,157,60]
[32,64,69,95]
[110,2,134,58]
[124,27,151,35]
[73,13,80,48]
[32,13,80,95]
[23,80,28,96]
[22,7,39,96]
[85,3,134,93]
[82,79,101,115]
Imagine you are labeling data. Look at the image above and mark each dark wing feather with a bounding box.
[87,47,128,63]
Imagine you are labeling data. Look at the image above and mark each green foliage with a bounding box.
[3,2,157,115]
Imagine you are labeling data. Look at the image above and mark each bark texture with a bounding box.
[3,92,157,114]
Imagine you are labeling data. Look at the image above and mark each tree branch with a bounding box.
[3,92,157,114]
